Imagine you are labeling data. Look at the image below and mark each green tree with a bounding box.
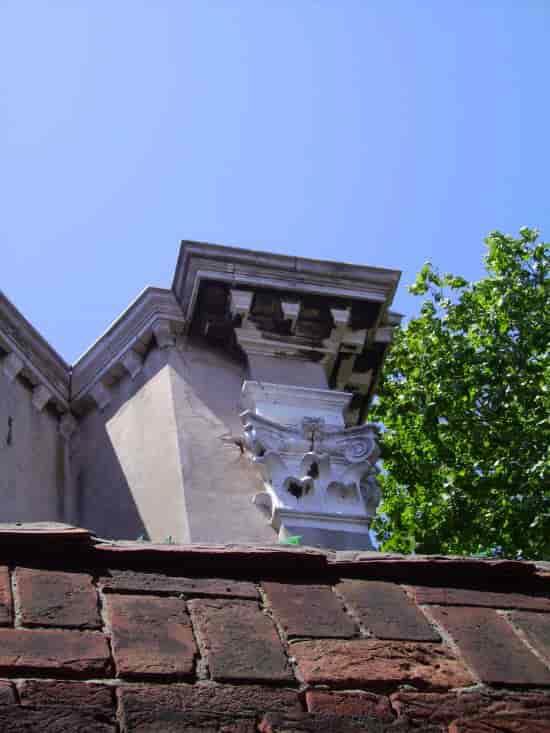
[371,228,550,559]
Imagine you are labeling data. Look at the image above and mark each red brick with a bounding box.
[18,679,114,716]
[15,567,101,629]
[101,570,258,599]
[429,606,550,687]
[413,585,550,612]
[0,705,116,731]
[291,639,473,689]
[0,567,12,625]
[510,611,550,665]
[449,711,550,732]
[390,690,550,726]
[338,580,440,641]
[121,707,255,732]
[305,690,393,720]
[259,712,429,732]
[106,594,196,678]
[0,627,110,676]
[0,679,16,704]
[118,683,302,722]
[262,582,356,638]
[188,599,293,683]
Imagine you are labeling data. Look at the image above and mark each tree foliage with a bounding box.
[371,228,550,559]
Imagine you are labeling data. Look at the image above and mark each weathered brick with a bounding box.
[0,679,16,704]
[291,639,473,689]
[390,690,550,726]
[15,567,101,629]
[118,683,302,724]
[449,711,550,732]
[106,594,196,678]
[305,690,393,720]
[101,570,258,599]
[259,712,433,732]
[510,611,550,665]
[338,580,439,641]
[189,599,293,683]
[0,705,116,732]
[121,707,255,732]
[18,679,114,716]
[262,582,356,639]
[413,585,550,612]
[0,567,12,626]
[0,628,110,676]
[429,605,550,687]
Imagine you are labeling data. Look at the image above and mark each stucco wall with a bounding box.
[74,340,274,544]
[0,371,64,522]
[169,341,274,544]
[73,347,185,542]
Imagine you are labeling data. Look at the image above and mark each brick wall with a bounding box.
[0,528,548,731]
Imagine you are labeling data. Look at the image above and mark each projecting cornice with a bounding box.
[1,239,402,422]
[172,240,401,322]
[70,287,185,409]
[0,290,70,412]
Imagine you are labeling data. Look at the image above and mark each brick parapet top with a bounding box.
[0,526,549,730]
[0,523,548,591]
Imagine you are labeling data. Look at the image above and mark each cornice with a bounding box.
[172,240,402,323]
[71,287,185,404]
[0,290,70,410]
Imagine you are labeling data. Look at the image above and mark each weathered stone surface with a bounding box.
[413,585,550,612]
[0,705,116,732]
[338,580,439,641]
[15,567,101,629]
[510,611,550,665]
[106,594,196,678]
[305,690,393,720]
[118,683,302,721]
[0,680,16,704]
[390,690,550,726]
[0,628,110,676]
[449,711,550,732]
[262,582,356,639]
[291,639,473,689]
[188,599,293,683]
[101,570,258,599]
[18,679,114,716]
[430,606,550,687]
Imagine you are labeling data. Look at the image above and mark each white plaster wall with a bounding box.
[0,371,63,521]
[74,347,187,542]
[169,341,275,544]
[74,340,276,544]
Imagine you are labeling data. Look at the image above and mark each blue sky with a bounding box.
[2,1,549,362]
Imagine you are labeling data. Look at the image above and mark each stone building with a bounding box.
[0,241,402,550]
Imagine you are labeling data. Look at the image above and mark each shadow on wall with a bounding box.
[72,350,180,542]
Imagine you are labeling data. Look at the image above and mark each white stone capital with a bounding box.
[240,380,381,545]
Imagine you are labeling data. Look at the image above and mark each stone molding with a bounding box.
[172,240,401,325]
[70,287,185,408]
[0,291,70,412]
[240,381,381,544]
